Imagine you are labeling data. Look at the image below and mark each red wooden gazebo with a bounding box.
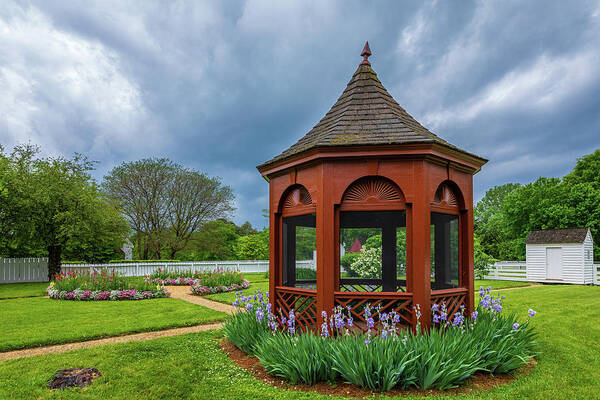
[257,43,487,331]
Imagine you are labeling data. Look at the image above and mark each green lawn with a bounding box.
[474,279,533,290]
[242,272,269,282]
[0,285,598,399]
[0,297,226,352]
[0,282,48,299]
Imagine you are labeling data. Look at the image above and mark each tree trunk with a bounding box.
[137,231,142,260]
[48,245,62,280]
[169,247,177,260]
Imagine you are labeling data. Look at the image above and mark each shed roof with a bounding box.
[258,42,486,170]
[525,228,591,244]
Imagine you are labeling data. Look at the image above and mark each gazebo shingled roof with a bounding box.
[258,42,486,170]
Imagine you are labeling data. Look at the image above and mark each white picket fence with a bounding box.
[0,258,316,283]
[2,257,598,285]
[61,260,316,278]
[0,258,49,283]
[485,261,600,285]
[483,261,528,281]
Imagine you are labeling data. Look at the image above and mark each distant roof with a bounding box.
[258,43,486,170]
[349,238,362,253]
[526,228,591,244]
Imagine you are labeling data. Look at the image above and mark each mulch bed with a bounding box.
[48,367,102,390]
[220,339,535,398]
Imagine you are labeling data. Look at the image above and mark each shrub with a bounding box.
[474,236,497,279]
[340,252,360,276]
[295,267,316,280]
[347,247,382,278]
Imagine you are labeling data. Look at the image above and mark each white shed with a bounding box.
[525,228,594,284]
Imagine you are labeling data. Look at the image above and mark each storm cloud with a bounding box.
[1,0,599,227]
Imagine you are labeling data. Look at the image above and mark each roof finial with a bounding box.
[360,41,371,66]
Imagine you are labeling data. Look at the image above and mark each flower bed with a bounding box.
[145,268,204,285]
[190,279,250,295]
[47,270,169,301]
[146,276,198,286]
[223,287,538,392]
[146,267,250,296]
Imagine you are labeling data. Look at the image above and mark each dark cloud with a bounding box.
[1,0,599,227]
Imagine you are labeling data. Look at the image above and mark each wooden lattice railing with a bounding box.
[274,286,317,332]
[339,278,407,293]
[430,288,468,322]
[333,291,413,332]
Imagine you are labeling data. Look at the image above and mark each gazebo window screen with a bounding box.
[282,214,316,289]
[430,212,459,290]
[339,211,406,292]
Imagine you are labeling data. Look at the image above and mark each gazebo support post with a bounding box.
[409,162,432,329]
[268,208,279,308]
[316,162,336,326]
[462,207,475,315]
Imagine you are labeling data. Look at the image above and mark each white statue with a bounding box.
[121,238,134,260]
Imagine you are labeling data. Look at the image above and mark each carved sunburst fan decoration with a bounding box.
[433,183,458,207]
[283,186,313,208]
[343,177,402,202]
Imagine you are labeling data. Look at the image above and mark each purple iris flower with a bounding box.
[512,323,519,331]
[528,309,536,317]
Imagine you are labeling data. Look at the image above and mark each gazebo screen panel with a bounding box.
[430,212,460,290]
[339,211,406,292]
[282,214,317,289]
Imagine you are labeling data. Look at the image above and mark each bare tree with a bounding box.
[165,168,234,258]
[103,159,175,259]
[103,159,235,259]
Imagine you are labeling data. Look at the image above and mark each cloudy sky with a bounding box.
[1,0,599,228]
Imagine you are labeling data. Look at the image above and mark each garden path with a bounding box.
[165,285,236,314]
[0,287,235,362]
[0,322,223,362]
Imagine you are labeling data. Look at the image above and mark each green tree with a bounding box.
[1,145,129,278]
[103,159,234,259]
[235,229,269,260]
[295,226,316,260]
[474,235,497,279]
[235,221,257,236]
[499,177,564,260]
[563,149,600,188]
[183,219,240,260]
[474,183,521,259]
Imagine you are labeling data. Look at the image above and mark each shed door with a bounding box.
[546,247,563,280]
